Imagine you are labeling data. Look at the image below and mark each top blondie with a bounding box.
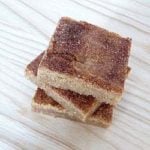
[38,17,131,105]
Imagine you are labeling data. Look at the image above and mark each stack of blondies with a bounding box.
[25,17,131,127]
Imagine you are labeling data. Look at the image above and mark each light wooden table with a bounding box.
[0,0,149,149]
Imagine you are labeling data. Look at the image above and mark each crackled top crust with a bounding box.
[41,17,131,92]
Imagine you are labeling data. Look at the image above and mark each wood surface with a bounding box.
[0,0,150,149]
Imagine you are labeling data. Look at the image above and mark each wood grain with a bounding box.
[0,0,149,149]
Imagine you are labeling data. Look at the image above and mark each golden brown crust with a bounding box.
[33,88,113,126]
[40,17,131,92]
[92,103,113,123]
[34,88,63,110]
[51,87,97,113]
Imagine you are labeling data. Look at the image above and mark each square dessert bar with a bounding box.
[32,88,113,127]
[38,17,132,105]
[25,52,100,121]
[26,52,130,121]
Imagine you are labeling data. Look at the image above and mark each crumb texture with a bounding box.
[52,87,97,113]
[27,52,99,112]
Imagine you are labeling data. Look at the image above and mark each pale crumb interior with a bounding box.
[38,68,122,105]
[26,69,99,121]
